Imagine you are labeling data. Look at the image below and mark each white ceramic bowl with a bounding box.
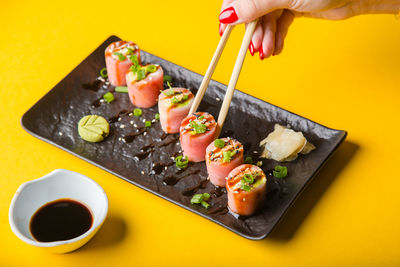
[9,169,108,253]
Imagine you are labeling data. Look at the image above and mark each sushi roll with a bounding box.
[126,60,164,108]
[226,164,267,216]
[205,138,244,187]
[180,112,217,162]
[158,86,194,133]
[105,41,140,86]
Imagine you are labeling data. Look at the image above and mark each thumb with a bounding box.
[219,0,290,24]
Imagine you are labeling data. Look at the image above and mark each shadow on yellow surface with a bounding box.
[79,214,127,251]
[268,141,359,242]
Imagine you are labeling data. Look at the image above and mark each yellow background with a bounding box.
[1,0,399,266]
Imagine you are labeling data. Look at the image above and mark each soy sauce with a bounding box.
[30,199,92,242]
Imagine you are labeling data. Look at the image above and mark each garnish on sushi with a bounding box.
[105,41,140,86]
[179,112,217,162]
[226,164,267,216]
[126,55,163,108]
[158,82,194,133]
[205,138,244,187]
[259,124,315,162]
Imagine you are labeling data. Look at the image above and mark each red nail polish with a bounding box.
[219,23,222,36]
[219,7,238,24]
[249,41,254,56]
[259,46,264,60]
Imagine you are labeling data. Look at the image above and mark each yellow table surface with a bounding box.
[1,0,399,266]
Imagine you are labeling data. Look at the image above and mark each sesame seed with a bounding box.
[58,132,63,136]
[130,121,134,125]
[118,137,122,141]
[134,124,137,127]
[152,163,155,167]
[216,97,221,101]
[152,119,156,123]
[164,166,168,170]
[141,171,144,175]
[144,132,147,136]
[129,113,133,116]
[142,119,146,122]
[120,125,125,128]
[118,117,122,121]
[100,99,105,103]
[170,157,175,160]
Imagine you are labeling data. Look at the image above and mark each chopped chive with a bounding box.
[126,47,134,54]
[201,201,210,209]
[243,173,254,184]
[133,108,142,117]
[171,97,180,104]
[240,184,251,192]
[136,69,146,81]
[113,52,126,61]
[273,165,288,178]
[198,115,204,120]
[189,121,206,134]
[146,65,157,73]
[175,155,189,169]
[202,193,210,201]
[214,139,225,148]
[166,81,173,89]
[145,121,152,127]
[183,94,188,101]
[163,75,172,82]
[103,92,115,103]
[115,86,128,93]
[244,156,253,164]
[155,113,160,120]
[256,161,263,167]
[100,67,108,78]
[190,194,203,204]
[163,89,175,97]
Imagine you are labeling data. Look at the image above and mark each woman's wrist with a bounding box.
[364,0,400,14]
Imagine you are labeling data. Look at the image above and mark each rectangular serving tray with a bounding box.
[21,35,346,240]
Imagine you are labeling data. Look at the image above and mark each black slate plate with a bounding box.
[21,35,346,240]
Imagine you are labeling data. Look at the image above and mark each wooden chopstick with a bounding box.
[215,19,259,137]
[189,24,234,114]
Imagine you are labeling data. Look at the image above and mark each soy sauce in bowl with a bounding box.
[30,199,93,242]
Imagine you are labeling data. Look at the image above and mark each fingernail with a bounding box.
[259,46,264,60]
[219,23,223,36]
[219,7,238,24]
[249,41,254,56]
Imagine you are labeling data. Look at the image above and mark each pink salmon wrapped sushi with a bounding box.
[179,112,217,162]
[105,41,140,86]
[206,138,244,187]
[158,88,194,133]
[226,164,267,216]
[126,64,164,108]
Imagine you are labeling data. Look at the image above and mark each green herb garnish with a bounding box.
[175,155,189,169]
[133,108,142,117]
[147,65,157,73]
[201,201,210,209]
[244,156,253,164]
[163,75,172,82]
[113,52,126,61]
[103,92,115,103]
[183,95,188,101]
[166,81,172,89]
[162,89,175,97]
[190,193,211,209]
[243,173,254,184]
[115,86,128,93]
[126,47,134,54]
[129,55,157,81]
[214,139,225,148]
[198,115,204,120]
[273,165,287,178]
[240,184,252,192]
[145,121,152,127]
[100,67,108,78]
[171,97,180,104]
[189,121,207,134]
[155,113,160,120]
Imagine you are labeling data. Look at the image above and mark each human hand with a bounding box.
[218,0,400,59]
